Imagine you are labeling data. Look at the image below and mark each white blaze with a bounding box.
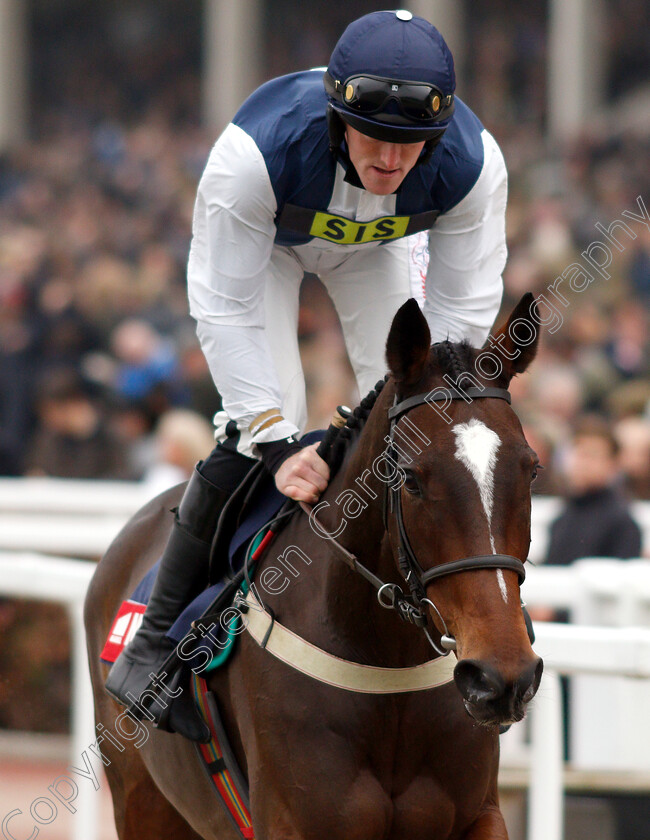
[452,419,507,603]
[496,569,508,603]
[452,419,501,527]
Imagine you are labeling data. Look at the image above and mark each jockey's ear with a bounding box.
[386,299,431,387]
[489,292,540,382]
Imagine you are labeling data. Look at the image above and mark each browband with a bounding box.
[388,387,511,421]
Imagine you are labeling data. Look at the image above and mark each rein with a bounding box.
[305,385,527,656]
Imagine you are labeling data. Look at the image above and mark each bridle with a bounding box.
[306,385,527,657]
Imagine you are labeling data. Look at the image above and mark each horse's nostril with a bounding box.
[519,657,544,704]
[454,658,543,719]
[454,660,504,706]
[522,685,535,703]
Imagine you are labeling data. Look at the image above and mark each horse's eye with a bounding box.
[403,470,421,495]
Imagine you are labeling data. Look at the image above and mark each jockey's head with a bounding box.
[324,9,456,176]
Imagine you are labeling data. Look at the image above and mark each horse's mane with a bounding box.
[326,377,387,472]
[325,339,475,474]
[432,339,475,381]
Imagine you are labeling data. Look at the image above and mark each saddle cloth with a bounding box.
[101,430,324,667]
[100,491,281,668]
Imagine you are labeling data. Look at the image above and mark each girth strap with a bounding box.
[243,591,456,693]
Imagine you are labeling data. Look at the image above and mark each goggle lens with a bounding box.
[342,76,451,122]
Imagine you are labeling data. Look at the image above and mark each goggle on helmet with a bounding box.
[325,10,456,146]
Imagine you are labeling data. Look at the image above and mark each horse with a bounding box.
[85,293,543,840]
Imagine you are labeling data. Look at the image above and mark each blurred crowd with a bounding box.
[0,1,648,501]
[0,0,649,734]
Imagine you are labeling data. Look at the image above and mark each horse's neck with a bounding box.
[318,398,392,570]
[298,401,430,664]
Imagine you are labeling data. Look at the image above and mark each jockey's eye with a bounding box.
[532,463,544,481]
[403,470,421,495]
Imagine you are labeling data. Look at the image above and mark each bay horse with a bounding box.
[85,294,543,840]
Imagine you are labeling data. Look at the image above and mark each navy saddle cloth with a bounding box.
[130,430,324,645]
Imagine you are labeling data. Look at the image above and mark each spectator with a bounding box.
[141,408,216,494]
[24,367,129,479]
[106,396,158,480]
[545,415,642,568]
[0,278,39,475]
[529,414,645,816]
[520,414,561,496]
[111,318,183,402]
[614,415,650,501]
[176,331,222,423]
[604,301,649,381]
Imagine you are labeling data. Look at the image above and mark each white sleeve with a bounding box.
[187,124,299,441]
[195,323,300,442]
[423,129,507,347]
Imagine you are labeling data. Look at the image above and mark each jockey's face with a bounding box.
[345,125,425,195]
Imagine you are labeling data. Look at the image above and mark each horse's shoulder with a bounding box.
[109,481,186,560]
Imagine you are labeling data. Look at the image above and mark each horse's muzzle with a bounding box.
[453,657,543,726]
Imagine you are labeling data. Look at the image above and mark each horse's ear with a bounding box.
[490,292,540,381]
[386,299,431,386]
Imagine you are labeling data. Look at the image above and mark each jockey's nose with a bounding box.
[377,142,402,170]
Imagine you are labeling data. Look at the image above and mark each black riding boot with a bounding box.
[105,466,230,742]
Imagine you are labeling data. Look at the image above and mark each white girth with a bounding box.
[243,591,456,694]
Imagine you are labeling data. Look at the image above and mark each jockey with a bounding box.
[106,10,508,737]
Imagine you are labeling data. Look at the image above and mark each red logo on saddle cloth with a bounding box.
[101,600,146,663]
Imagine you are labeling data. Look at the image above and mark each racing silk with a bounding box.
[188,70,507,445]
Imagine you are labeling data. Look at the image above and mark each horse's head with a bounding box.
[384,294,543,726]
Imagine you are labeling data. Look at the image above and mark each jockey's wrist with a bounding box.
[257,438,303,475]
[249,410,300,446]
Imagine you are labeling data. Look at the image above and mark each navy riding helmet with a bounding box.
[325,10,456,160]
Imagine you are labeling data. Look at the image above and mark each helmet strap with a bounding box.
[327,106,362,185]
[326,104,346,154]
[416,132,444,167]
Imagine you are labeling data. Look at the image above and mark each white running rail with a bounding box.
[0,552,98,840]
[528,622,650,840]
[0,479,648,560]
[0,478,151,557]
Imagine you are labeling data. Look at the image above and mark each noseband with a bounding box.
[306,385,527,657]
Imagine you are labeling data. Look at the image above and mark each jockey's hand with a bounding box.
[274,443,330,503]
